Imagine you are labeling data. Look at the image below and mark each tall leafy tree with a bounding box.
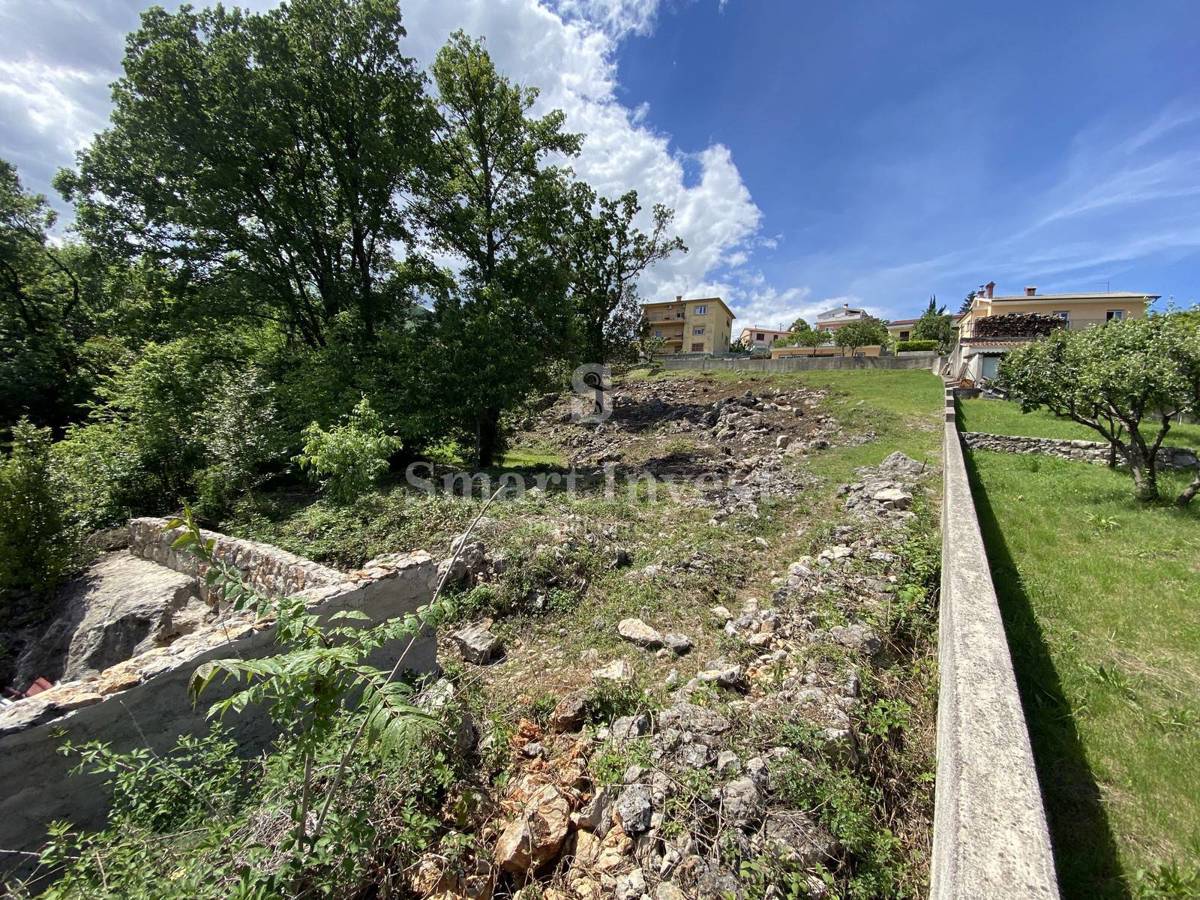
[418,32,581,465]
[57,0,435,347]
[0,159,95,430]
[567,184,685,363]
[913,294,953,348]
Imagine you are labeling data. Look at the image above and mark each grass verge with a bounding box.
[965,448,1200,899]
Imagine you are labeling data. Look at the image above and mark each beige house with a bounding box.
[949,282,1158,383]
[737,326,792,350]
[815,303,868,333]
[642,296,735,355]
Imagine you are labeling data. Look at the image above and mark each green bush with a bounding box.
[53,421,144,532]
[194,368,284,516]
[0,419,81,599]
[295,397,402,502]
[895,339,938,353]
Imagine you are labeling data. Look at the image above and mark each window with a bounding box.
[693,326,705,335]
[691,342,704,352]
[899,330,910,340]
[1052,311,1070,321]
[694,305,707,315]
[755,332,765,341]
[654,329,663,338]
[1106,309,1125,321]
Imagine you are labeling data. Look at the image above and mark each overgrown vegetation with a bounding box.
[0,0,688,614]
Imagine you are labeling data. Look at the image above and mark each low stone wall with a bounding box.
[932,389,1059,898]
[129,516,346,600]
[0,518,438,864]
[962,431,1199,471]
[660,353,938,372]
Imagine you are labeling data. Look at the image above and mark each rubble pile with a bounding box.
[414,453,935,899]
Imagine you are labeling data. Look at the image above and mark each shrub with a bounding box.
[895,339,938,353]
[0,419,81,599]
[53,421,144,532]
[194,368,284,515]
[295,397,402,502]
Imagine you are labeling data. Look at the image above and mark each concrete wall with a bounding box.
[660,352,938,372]
[0,519,438,862]
[931,388,1059,898]
[962,431,1198,471]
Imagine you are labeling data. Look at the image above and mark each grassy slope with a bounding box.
[959,398,1200,449]
[965,449,1200,898]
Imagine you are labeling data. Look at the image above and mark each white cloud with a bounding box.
[399,0,766,310]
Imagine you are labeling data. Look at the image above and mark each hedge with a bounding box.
[895,339,938,352]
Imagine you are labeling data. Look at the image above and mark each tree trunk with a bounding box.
[1177,474,1200,508]
[476,406,503,468]
[1125,443,1159,501]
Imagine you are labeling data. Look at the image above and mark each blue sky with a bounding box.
[2,0,1198,327]
[610,0,1200,324]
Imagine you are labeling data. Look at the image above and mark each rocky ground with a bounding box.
[408,374,940,899]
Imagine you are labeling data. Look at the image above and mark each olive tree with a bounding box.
[834,317,888,356]
[998,313,1200,503]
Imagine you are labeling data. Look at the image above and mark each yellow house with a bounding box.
[642,296,735,355]
[950,282,1158,383]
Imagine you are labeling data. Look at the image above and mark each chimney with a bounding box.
[985,281,995,298]
[676,294,683,302]
[1024,286,1037,297]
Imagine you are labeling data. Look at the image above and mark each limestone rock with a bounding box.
[658,702,731,735]
[617,617,664,649]
[720,777,763,827]
[592,659,634,682]
[494,783,572,874]
[753,810,839,867]
[550,692,587,732]
[662,632,693,655]
[614,784,654,834]
[453,620,503,665]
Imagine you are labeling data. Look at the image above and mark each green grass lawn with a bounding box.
[959,397,1200,449]
[965,449,1200,898]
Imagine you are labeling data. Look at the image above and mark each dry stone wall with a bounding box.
[962,431,1198,470]
[0,518,438,864]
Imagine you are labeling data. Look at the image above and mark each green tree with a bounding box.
[0,419,80,601]
[788,317,811,334]
[418,32,581,465]
[999,314,1200,502]
[834,317,888,356]
[567,185,685,363]
[58,0,434,347]
[912,295,953,349]
[0,159,98,431]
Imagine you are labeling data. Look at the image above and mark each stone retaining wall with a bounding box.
[129,516,346,600]
[962,431,1198,470]
[0,518,439,866]
[932,389,1059,898]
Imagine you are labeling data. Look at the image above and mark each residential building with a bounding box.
[642,295,735,355]
[886,318,919,341]
[886,313,964,342]
[737,326,792,350]
[815,303,868,333]
[949,281,1158,383]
